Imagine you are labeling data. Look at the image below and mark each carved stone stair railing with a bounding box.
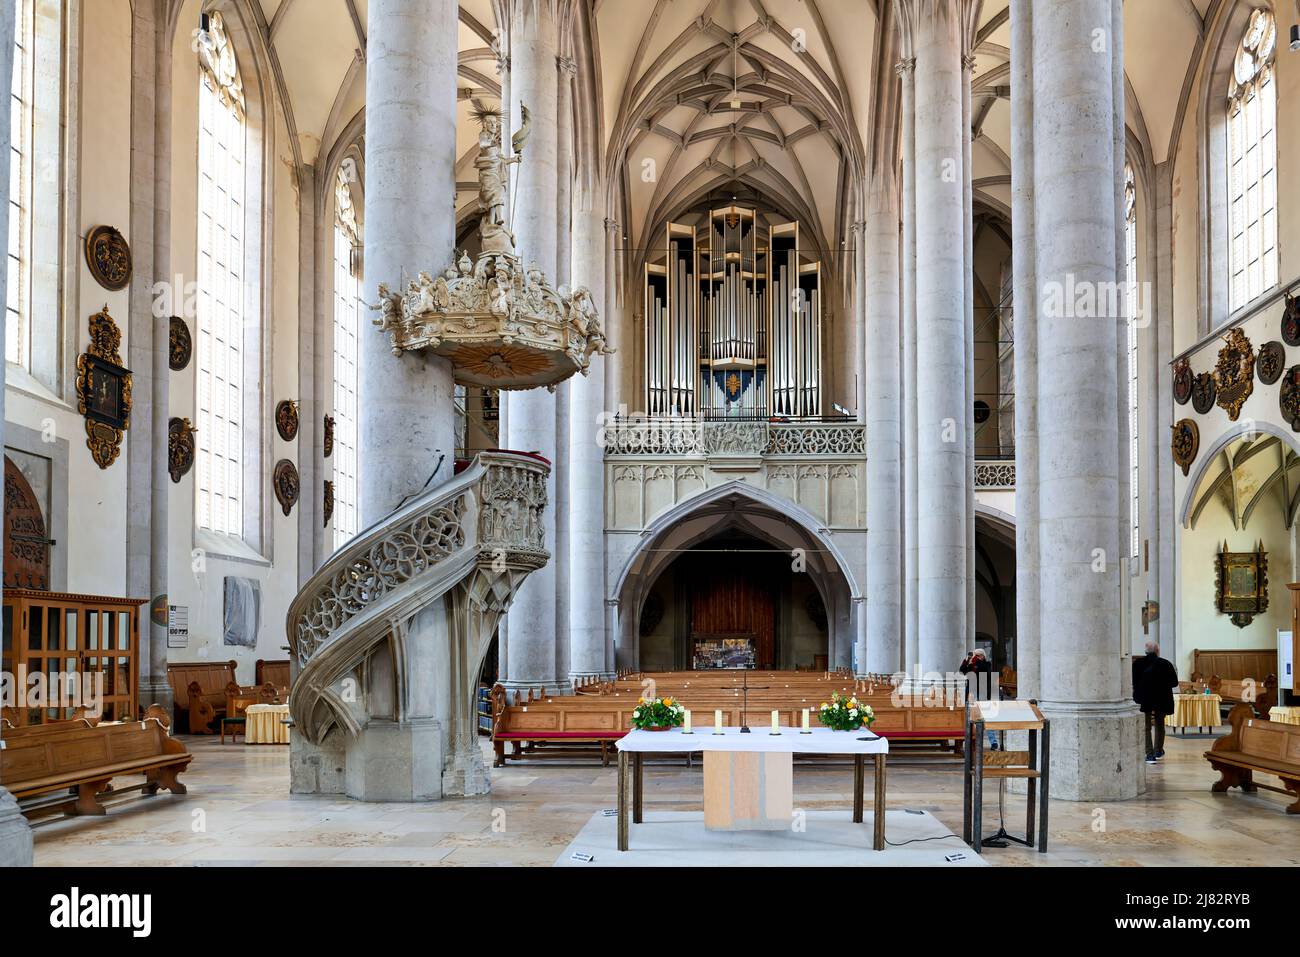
[286,450,549,796]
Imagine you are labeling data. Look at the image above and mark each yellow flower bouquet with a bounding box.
[819,691,874,731]
[631,695,686,731]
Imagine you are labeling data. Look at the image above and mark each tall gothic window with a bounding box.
[194,13,247,537]
[6,0,30,366]
[1226,8,1277,313]
[1124,165,1139,560]
[332,164,361,550]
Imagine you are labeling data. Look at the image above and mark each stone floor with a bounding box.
[27,731,1300,866]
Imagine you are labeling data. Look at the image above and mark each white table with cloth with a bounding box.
[245,703,291,744]
[614,726,888,851]
[1165,693,1221,732]
[1268,706,1300,726]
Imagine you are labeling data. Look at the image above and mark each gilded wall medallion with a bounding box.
[1171,418,1199,477]
[84,225,133,291]
[323,414,335,459]
[1213,328,1254,421]
[323,480,334,528]
[1257,341,1285,385]
[273,459,300,516]
[1282,292,1300,347]
[169,316,193,371]
[168,417,197,483]
[1191,371,1216,414]
[1281,366,1300,431]
[1172,359,1193,405]
[75,307,133,469]
[275,400,300,441]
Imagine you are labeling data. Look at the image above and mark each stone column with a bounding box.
[1010,0,1039,699]
[897,55,919,673]
[503,0,561,693]
[569,196,607,683]
[1031,0,1139,800]
[0,0,33,867]
[962,49,977,650]
[1152,162,1176,660]
[359,0,458,524]
[909,0,968,673]
[853,223,868,418]
[864,176,902,675]
[343,0,459,801]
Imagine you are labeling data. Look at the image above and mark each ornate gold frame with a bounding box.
[75,306,133,469]
[1215,541,1269,629]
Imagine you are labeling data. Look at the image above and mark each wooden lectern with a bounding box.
[962,700,1050,853]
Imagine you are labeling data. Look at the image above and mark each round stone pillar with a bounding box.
[359,0,458,525]
[1031,0,1139,800]
[503,0,561,693]
[911,1,968,674]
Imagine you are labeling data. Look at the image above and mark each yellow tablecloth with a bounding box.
[245,703,290,744]
[1165,694,1221,729]
[1269,706,1300,726]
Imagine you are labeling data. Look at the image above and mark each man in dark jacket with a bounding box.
[1133,641,1179,763]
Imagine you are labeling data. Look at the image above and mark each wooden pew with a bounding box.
[491,676,969,767]
[1193,648,1277,687]
[1206,674,1277,715]
[1,716,192,817]
[1206,703,1300,813]
[255,659,291,689]
[167,660,237,733]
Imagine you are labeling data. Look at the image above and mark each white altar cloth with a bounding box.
[616,727,889,755]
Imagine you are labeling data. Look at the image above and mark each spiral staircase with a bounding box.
[286,450,549,798]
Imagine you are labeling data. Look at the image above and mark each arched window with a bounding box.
[331,162,361,550]
[1226,7,1277,313]
[194,12,247,537]
[6,0,30,367]
[1124,164,1139,560]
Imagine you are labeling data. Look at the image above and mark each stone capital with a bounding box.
[557,55,577,78]
[894,57,916,78]
[604,218,621,234]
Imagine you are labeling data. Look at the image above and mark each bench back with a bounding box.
[0,718,186,789]
[1239,716,1300,765]
[1193,648,1276,683]
[255,659,290,689]
[167,660,238,707]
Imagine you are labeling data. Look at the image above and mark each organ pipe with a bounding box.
[643,206,822,419]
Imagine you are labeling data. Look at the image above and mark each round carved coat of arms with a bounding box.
[1171,419,1199,477]
[1282,293,1300,347]
[169,316,193,371]
[1257,341,1285,386]
[1191,372,1217,415]
[84,225,133,292]
[1173,360,1193,405]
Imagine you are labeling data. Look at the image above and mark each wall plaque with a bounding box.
[273,459,300,516]
[1282,292,1300,347]
[1282,366,1300,431]
[168,417,196,483]
[1191,371,1217,414]
[169,316,193,371]
[1257,341,1285,385]
[323,480,334,528]
[323,414,335,458]
[275,400,300,442]
[84,225,133,291]
[1173,359,1193,405]
[1216,541,1268,629]
[1171,418,1199,477]
[1213,328,1254,421]
[75,306,133,469]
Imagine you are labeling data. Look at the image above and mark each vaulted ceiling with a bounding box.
[229,0,1221,244]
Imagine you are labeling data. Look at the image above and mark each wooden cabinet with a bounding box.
[1,590,146,726]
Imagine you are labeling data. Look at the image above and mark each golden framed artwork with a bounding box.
[1215,541,1269,629]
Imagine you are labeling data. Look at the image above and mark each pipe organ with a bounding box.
[644,206,822,419]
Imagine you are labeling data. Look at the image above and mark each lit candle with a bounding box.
[771,710,780,733]
[802,708,810,731]
[715,709,723,734]
[683,710,692,733]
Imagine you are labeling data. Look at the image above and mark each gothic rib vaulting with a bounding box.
[2,0,1300,880]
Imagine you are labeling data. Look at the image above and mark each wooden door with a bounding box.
[4,456,50,590]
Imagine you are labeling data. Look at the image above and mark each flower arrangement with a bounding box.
[818,692,874,731]
[631,695,686,731]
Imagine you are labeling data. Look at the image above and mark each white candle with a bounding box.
[771,710,779,732]
[715,709,722,733]
[683,710,692,733]
[802,708,809,731]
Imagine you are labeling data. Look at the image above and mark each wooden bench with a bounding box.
[1193,648,1277,686]
[1,716,192,817]
[491,676,969,767]
[1206,703,1300,814]
[1207,674,1277,715]
[167,660,238,733]
[255,659,290,689]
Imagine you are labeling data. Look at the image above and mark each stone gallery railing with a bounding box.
[601,417,866,458]
[286,450,549,790]
[974,460,1016,489]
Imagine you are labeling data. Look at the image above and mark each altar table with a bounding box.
[1165,693,1221,733]
[245,703,291,744]
[1269,706,1300,726]
[614,727,889,852]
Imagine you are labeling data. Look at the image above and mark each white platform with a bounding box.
[554,809,988,867]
